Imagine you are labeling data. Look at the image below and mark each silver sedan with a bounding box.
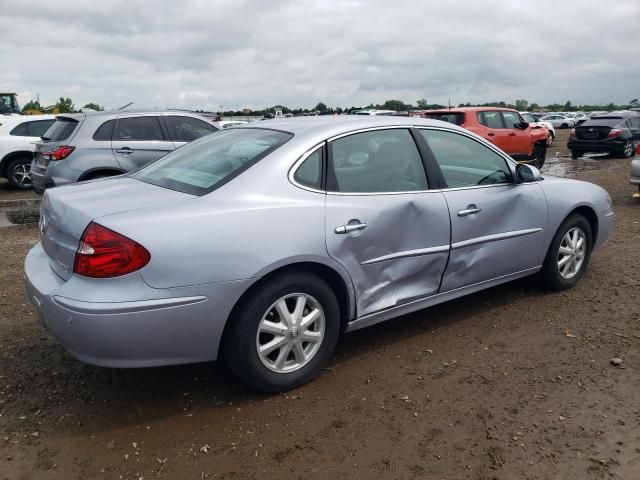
[25,116,614,392]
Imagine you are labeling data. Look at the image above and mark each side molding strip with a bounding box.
[451,228,543,250]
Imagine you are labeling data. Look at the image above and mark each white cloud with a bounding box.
[0,0,638,110]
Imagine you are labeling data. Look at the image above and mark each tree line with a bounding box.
[22,96,104,114]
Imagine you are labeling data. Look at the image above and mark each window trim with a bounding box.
[288,143,326,193]
[113,115,167,142]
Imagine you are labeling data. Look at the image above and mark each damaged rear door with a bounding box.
[324,128,451,317]
[417,128,547,292]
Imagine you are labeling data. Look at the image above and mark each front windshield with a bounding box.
[131,128,293,195]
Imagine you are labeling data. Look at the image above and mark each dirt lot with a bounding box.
[1,131,639,479]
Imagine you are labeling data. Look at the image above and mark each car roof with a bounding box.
[424,107,520,114]
[234,115,468,137]
[54,110,211,120]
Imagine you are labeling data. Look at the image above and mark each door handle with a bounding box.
[509,132,516,136]
[116,147,134,155]
[457,206,482,217]
[335,223,367,234]
[487,132,495,137]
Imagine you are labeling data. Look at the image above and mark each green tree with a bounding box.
[529,103,540,111]
[55,97,75,113]
[416,98,428,109]
[382,99,408,111]
[22,99,42,112]
[514,99,529,111]
[629,98,639,107]
[82,102,104,111]
[314,102,327,113]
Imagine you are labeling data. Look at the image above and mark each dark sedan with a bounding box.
[568,113,640,159]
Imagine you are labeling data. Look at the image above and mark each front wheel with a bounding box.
[530,144,546,169]
[224,272,340,392]
[6,157,33,189]
[539,214,592,290]
[620,139,634,158]
[561,123,569,129]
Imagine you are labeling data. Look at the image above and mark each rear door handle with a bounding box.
[509,132,516,136]
[457,205,482,217]
[487,132,495,137]
[116,147,134,155]
[335,223,367,234]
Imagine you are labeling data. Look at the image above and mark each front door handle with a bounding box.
[116,147,134,155]
[487,132,495,137]
[335,223,367,234]
[457,205,482,217]
[509,132,516,136]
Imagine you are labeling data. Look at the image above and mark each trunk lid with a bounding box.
[40,177,193,280]
[575,125,612,140]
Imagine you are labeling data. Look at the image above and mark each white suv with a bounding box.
[0,115,55,189]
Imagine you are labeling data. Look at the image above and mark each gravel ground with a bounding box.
[1,131,639,479]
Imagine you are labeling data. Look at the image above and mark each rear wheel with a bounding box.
[224,272,340,392]
[540,214,592,290]
[620,139,634,158]
[561,123,569,129]
[571,149,582,159]
[6,157,32,189]
[530,144,546,169]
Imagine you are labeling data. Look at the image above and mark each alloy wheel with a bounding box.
[11,163,31,187]
[557,227,586,279]
[624,140,634,157]
[256,293,325,373]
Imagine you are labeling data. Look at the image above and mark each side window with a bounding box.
[522,113,536,123]
[502,112,521,129]
[478,111,503,129]
[328,129,428,193]
[9,122,29,136]
[166,116,218,142]
[93,119,115,141]
[114,116,165,141]
[419,130,512,188]
[27,120,55,137]
[293,147,323,189]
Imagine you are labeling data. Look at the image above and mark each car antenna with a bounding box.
[118,102,134,110]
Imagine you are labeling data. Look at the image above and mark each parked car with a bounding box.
[353,109,396,116]
[520,111,556,146]
[214,120,248,129]
[631,144,640,196]
[24,116,614,392]
[419,107,550,168]
[565,113,590,125]
[31,111,219,194]
[568,113,640,159]
[0,115,56,189]
[540,114,575,129]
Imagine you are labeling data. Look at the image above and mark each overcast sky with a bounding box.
[1,0,638,111]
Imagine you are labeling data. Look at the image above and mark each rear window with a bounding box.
[422,112,465,126]
[42,118,79,141]
[93,119,115,141]
[131,128,293,195]
[581,118,623,127]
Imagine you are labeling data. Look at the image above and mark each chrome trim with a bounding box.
[457,207,482,217]
[451,228,543,250]
[361,245,450,265]
[335,223,367,234]
[326,125,411,142]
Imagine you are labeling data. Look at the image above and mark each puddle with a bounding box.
[543,153,608,178]
[0,208,40,227]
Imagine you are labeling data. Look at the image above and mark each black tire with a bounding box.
[539,214,593,291]
[224,271,340,392]
[6,157,33,190]
[530,143,546,169]
[571,150,582,159]
[561,123,568,129]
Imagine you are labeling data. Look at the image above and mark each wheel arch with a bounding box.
[219,260,356,353]
[0,151,33,177]
[567,205,599,245]
[78,167,126,181]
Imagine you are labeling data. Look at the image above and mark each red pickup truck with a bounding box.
[411,107,551,169]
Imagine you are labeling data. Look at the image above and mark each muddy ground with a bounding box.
[1,131,639,479]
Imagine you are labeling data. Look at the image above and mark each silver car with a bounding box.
[631,155,640,196]
[25,116,614,392]
[31,110,219,194]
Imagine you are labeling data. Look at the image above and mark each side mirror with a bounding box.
[514,121,529,130]
[516,163,541,183]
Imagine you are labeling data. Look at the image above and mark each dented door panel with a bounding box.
[325,192,450,317]
[440,183,547,291]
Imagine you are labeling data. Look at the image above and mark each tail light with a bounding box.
[74,222,150,278]
[40,145,75,161]
[569,128,576,138]
[606,129,622,138]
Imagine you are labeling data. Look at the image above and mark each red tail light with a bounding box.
[569,128,576,138]
[74,222,150,278]
[41,145,75,161]
[606,129,622,138]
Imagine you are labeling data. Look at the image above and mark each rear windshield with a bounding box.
[131,128,292,195]
[422,112,465,126]
[580,118,622,127]
[42,118,79,141]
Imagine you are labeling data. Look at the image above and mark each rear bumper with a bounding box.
[567,138,626,153]
[30,159,81,194]
[24,242,251,367]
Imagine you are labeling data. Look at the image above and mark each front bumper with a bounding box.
[24,242,252,367]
